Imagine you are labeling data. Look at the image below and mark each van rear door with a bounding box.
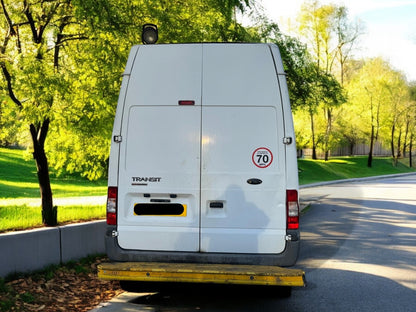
[116,44,202,252]
[116,43,287,255]
[200,44,287,254]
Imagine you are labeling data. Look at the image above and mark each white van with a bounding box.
[103,43,301,282]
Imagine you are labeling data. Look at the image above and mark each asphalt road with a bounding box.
[92,174,416,311]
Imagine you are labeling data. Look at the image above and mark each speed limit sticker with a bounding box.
[252,147,273,168]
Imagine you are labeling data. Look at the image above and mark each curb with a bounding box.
[299,172,416,189]
[0,220,106,278]
[298,172,416,212]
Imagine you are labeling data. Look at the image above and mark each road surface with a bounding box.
[92,174,416,311]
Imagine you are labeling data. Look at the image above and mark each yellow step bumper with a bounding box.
[98,262,305,287]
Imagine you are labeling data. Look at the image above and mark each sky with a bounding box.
[258,0,416,81]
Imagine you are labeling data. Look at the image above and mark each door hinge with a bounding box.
[111,230,119,237]
[283,137,293,145]
[113,135,122,143]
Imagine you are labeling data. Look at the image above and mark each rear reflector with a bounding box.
[178,100,195,105]
[107,186,118,225]
[286,189,299,230]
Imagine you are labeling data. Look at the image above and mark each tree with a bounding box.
[297,0,359,159]
[384,70,409,165]
[319,71,346,160]
[332,6,364,86]
[0,0,89,225]
[298,0,336,72]
[404,83,416,166]
[346,58,404,167]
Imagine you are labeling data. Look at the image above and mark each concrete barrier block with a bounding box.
[59,220,106,263]
[0,227,60,277]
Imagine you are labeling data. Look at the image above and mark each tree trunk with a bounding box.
[403,120,409,158]
[390,123,395,157]
[410,133,413,168]
[391,124,398,166]
[310,110,317,160]
[368,124,374,168]
[324,108,332,161]
[349,142,354,156]
[396,128,402,158]
[29,118,57,226]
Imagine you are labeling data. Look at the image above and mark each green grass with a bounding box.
[298,156,415,185]
[0,204,105,233]
[0,147,106,199]
[0,147,107,232]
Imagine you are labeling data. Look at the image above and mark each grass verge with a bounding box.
[298,156,415,185]
[1,147,107,233]
[0,147,106,199]
[0,204,105,233]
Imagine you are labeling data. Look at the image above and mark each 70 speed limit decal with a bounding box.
[252,147,273,168]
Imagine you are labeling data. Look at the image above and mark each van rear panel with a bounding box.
[200,106,286,254]
[118,106,201,251]
[125,44,202,106]
[106,43,300,266]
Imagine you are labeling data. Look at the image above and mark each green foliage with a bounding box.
[0,277,11,293]
[343,57,413,161]
[294,0,357,159]
[19,292,35,303]
[0,98,26,146]
[0,298,13,312]
[0,277,14,312]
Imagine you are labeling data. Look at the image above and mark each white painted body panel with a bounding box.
[109,43,297,254]
[117,106,201,251]
[200,106,286,253]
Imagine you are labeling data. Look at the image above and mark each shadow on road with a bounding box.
[119,270,415,312]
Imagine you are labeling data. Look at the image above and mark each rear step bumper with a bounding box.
[98,262,306,287]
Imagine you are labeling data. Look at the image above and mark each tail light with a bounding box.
[286,189,299,230]
[107,187,118,225]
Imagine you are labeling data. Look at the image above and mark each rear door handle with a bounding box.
[209,202,224,208]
